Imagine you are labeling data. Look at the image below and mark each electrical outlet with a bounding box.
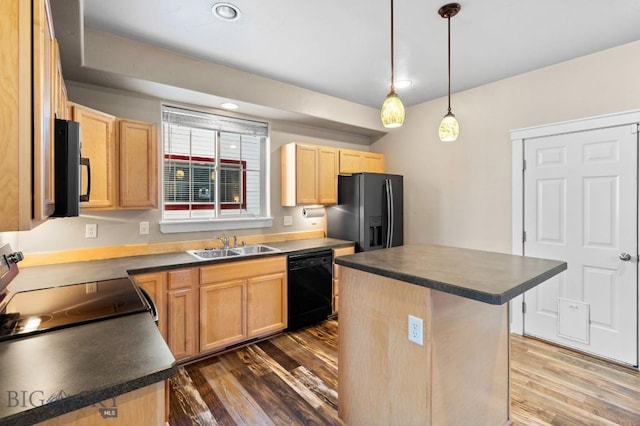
[139,221,150,235]
[408,315,423,345]
[85,224,97,239]
[283,216,293,226]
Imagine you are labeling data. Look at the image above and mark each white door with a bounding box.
[523,124,638,366]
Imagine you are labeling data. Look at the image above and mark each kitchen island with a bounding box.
[335,244,566,425]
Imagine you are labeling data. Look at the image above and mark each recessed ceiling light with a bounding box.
[212,3,241,21]
[394,80,412,89]
[221,102,239,110]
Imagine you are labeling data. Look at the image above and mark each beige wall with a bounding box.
[374,40,640,253]
[0,83,367,254]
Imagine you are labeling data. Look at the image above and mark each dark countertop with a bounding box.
[0,313,176,425]
[9,238,353,291]
[0,237,352,424]
[335,244,567,305]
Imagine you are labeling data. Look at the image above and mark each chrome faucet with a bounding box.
[216,234,230,249]
[232,235,238,247]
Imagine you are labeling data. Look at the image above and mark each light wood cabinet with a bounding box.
[332,245,355,313]
[338,149,385,174]
[281,142,338,206]
[166,268,198,360]
[52,39,68,120]
[71,103,117,209]
[132,272,167,339]
[199,256,287,353]
[247,271,287,338]
[70,104,158,210]
[134,257,286,360]
[117,119,158,208]
[0,0,59,231]
[200,279,246,352]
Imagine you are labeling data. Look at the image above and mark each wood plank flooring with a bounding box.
[168,320,640,425]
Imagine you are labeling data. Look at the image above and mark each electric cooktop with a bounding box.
[0,277,150,342]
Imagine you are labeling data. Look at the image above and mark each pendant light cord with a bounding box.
[390,0,395,93]
[447,14,451,113]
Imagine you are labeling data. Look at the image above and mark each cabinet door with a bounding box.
[296,144,318,204]
[166,268,197,360]
[132,272,167,339]
[247,272,287,338]
[200,280,246,352]
[339,149,363,175]
[363,152,385,173]
[71,104,116,209]
[332,246,355,313]
[118,119,157,208]
[52,39,68,120]
[32,0,55,220]
[318,146,338,205]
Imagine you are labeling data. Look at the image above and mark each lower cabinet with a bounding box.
[200,279,246,352]
[134,256,287,361]
[200,256,287,354]
[166,268,198,360]
[332,245,355,313]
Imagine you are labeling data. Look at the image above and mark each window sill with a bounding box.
[159,217,274,234]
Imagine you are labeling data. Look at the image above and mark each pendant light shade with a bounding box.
[381,0,405,128]
[438,111,459,142]
[438,3,460,142]
[381,90,405,128]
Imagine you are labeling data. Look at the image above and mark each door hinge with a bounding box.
[522,301,527,314]
[522,159,527,171]
[522,231,527,243]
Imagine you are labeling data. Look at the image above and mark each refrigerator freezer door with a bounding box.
[327,172,403,252]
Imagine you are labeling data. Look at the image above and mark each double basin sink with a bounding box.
[187,244,280,261]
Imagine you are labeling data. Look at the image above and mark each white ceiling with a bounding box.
[79,0,640,108]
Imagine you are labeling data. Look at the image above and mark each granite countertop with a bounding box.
[0,313,176,425]
[10,238,353,291]
[335,244,567,305]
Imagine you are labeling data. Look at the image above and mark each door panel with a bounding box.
[523,125,638,366]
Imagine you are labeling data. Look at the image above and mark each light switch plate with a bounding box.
[283,216,293,226]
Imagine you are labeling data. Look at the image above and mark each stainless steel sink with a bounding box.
[187,248,241,260]
[186,245,279,260]
[231,244,280,255]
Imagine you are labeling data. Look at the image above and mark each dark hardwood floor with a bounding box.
[168,319,640,425]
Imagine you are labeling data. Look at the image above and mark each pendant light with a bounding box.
[438,3,461,142]
[380,0,405,128]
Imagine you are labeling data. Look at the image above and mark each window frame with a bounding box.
[159,105,273,234]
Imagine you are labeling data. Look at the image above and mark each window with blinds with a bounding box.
[162,106,268,221]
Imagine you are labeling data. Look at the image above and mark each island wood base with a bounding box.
[338,267,510,425]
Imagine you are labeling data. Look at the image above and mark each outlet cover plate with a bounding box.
[408,315,424,346]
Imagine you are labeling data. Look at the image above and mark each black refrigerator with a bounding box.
[327,172,403,252]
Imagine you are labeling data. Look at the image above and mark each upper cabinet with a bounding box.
[71,103,117,209]
[0,0,59,231]
[281,142,385,206]
[338,149,385,175]
[118,119,157,209]
[70,103,158,210]
[281,143,338,206]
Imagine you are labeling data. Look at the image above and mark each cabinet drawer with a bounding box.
[167,268,196,290]
[200,256,286,284]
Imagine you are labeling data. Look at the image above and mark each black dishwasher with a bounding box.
[287,249,333,330]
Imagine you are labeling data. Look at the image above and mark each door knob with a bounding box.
[619,252,632,261]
